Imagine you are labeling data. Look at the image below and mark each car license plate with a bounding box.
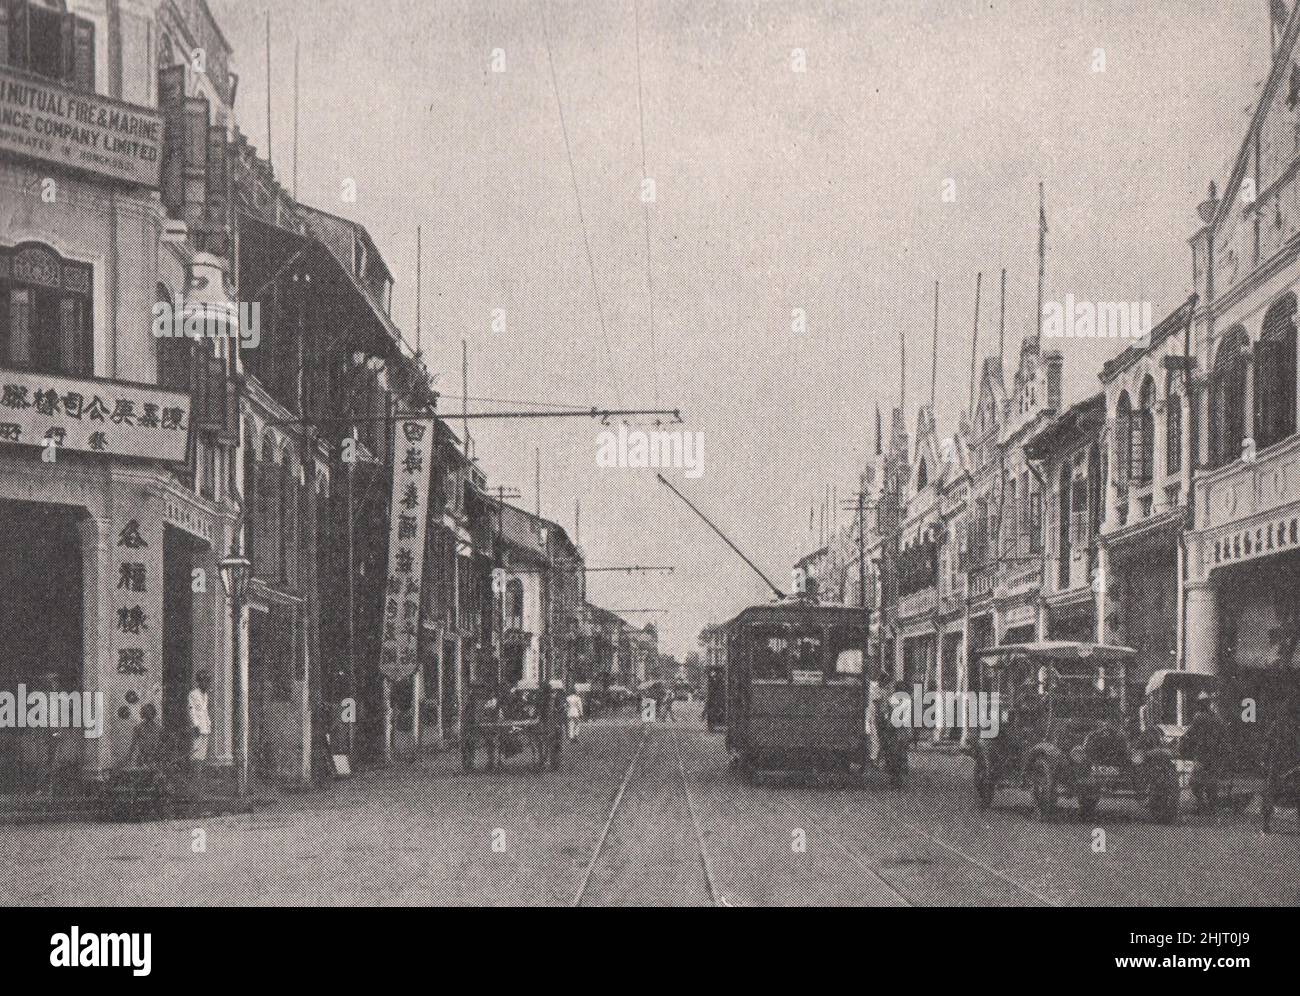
[1095,766,1121,779]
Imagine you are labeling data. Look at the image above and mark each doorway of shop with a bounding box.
[0,499,84,793]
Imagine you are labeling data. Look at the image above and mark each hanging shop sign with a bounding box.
[379,416,436,682]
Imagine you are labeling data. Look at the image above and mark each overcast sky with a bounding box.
[211,0,1271,657]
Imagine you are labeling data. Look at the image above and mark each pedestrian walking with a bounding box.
[565,687,584,740]
[188,669,212,768]
[662,687,676,723]
[1183,691,1227,812]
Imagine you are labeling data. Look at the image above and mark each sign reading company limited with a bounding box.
[0,371,189,463]
[0,68,162,188]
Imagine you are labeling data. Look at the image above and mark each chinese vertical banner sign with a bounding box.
[379,417,435,682]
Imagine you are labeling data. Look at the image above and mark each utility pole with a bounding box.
[491,485,522,687]
[843,491,877,678]
[968,271,982,416]
[930,280,939,413]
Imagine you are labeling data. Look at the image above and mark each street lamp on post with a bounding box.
[220,540,252,796]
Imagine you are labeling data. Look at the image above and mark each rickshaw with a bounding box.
[971,642,1180,822]
[461,682,564,773]
[1261,704,1300,832]
[1139,669,1257,811]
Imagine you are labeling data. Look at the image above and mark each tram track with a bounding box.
[573,725,720,907]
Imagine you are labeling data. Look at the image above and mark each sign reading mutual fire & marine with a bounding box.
[0,67,163,188]
[379,417,436,682]
[0,370,189,462]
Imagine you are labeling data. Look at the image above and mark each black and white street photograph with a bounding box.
[0,0,1298,936]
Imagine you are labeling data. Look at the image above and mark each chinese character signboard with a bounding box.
[0,371,189,462]
[379,417,436,682]
[0,68,164,188]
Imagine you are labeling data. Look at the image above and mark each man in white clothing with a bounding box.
[189,669,212,766]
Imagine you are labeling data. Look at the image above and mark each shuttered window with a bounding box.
[0,3,94,89]
[1255,295,1297,452]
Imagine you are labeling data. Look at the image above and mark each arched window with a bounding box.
[1115,392,1133,492]
[1135,376,1155,484]
[1255,294,1297,451]
[506,578,524,626]
[1210,327,1248,468]
[0,242,93,376]
[917,458,929,491]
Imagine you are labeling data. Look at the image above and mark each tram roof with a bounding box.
[722,599,870,631]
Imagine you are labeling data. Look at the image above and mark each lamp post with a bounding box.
[220,540,252,796]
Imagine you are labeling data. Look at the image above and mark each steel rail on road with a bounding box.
[776,786,1056,907]
[573,725,721,907]
[674,728,721,906]
[772,794,915,907]
[572,727,648,907]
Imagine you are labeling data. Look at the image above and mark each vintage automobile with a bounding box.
[971,642,1180,823]
[461,683,564,773]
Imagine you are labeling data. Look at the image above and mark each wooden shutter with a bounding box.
[254,461,280,581]
[0,2,10,70]
[5,0,27,71]
[59,13,74,82]
[205,124,230,240]
[182,96,209,230]
[159,65,186,216]
[72,16,94,92]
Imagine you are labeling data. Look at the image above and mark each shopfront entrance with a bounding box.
[0,499,84,792]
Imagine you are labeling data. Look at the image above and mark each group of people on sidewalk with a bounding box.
[124,670,212,774]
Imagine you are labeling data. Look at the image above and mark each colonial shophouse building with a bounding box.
[1096,301,1196,709]
[1026,391,1105,645]
[1184,2,1300,726]
[1,0,241,791]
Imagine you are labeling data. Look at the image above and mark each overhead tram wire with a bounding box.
[539,0,625,407]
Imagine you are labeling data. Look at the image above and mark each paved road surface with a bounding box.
[2,709,1297,906]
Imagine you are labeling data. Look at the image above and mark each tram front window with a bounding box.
[792,629,824,676]
[751,625,790,681]
[829,626,864,680]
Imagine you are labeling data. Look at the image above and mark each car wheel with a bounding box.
[461,735,476,772]
[973,749,996,809]
[1032,758,1058,821]
[1147,760,1179,824]
[1077,793,1100,820]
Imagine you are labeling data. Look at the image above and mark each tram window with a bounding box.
[829,626,865,677]
[750,625,790,681]
[791,629,824,676]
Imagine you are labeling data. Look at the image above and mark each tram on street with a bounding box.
[722,600,903,782]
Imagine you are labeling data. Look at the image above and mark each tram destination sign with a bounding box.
[0,68,163,188]
[0,371,189,463]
